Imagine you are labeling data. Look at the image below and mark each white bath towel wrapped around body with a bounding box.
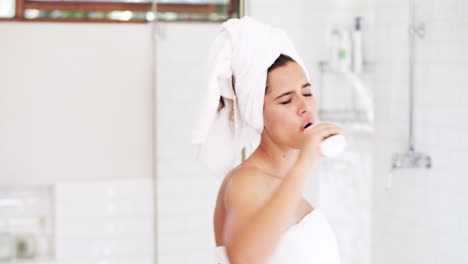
[192,16,311,178]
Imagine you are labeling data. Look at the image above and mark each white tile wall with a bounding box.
[316,131,372,264]
[54,178,154,264]
[154,22,221,264]
[371,0,468,263]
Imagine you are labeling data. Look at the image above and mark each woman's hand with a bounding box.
[298,123,344,171]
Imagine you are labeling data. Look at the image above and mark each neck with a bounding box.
[249,130,300,179]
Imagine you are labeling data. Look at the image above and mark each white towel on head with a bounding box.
[192,16,310,178]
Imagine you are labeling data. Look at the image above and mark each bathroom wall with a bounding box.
[0,23,153,185]
[370,0,468,263]
[153,22,219,263]
[0,23,155,263]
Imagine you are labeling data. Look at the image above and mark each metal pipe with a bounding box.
[389,0,431,173]
[149,1,158,263]
[408,0,415,152]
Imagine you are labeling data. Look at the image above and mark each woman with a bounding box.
[192,17,343,264]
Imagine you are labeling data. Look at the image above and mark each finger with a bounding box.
[312,123,342,131]
[319,127,344,139]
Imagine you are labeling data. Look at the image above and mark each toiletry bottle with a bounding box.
[36,216,49,259]
[329,28,341,72]
[352,17,363,74]
[340,29,352,72]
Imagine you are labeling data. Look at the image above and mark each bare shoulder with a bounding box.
[224,165,272,209]
[220,165,274,244]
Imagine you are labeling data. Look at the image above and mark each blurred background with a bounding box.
[0,0,467,263]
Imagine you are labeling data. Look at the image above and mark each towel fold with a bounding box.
[192,16,310,178]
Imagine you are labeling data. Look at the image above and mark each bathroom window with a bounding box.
[0,0,239,22]
[0,0,15,18]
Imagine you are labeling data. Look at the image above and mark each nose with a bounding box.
[297,95,311,116]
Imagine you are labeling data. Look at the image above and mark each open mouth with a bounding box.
[304,122,313,130]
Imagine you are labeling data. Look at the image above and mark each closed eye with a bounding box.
[281,93,313,104]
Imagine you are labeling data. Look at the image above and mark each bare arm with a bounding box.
[223,123,343,264]
[224,158,311,264]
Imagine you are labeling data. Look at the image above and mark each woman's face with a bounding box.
[263,61,317,149]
